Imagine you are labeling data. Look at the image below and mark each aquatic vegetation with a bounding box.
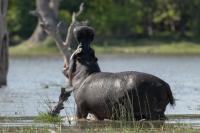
[0,115,200,133]
[34,112,62,123]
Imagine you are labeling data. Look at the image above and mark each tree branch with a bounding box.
[34,2,87,67]
[63,2,87,49]
[0,0,8,16]
[34,2,89,116]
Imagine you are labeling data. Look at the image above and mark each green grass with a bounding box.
[93,40,200,55]
[84,127,199,133]
[0,127,199,133]
[85,126,199,133]
[0,116,200,133]
[34,112,62,123]
[9,38,200,56]
[10,38,60,56]
[0,127,50,133]
[0,126,198,133]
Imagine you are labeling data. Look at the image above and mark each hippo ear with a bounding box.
[73,26,95,44]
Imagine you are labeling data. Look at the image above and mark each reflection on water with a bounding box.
[0,55,200,117]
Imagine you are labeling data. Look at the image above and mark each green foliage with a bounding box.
[7,0,200,45]
[84,0,142,37]
[7,0,36,43]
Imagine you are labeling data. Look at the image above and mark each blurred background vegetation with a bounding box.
[7,0,200,54]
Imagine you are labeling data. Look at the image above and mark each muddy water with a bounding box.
[0,55,200,117]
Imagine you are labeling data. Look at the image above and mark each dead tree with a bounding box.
[32,3,88,115]
[0,0,9,87]
[29,0,60,44]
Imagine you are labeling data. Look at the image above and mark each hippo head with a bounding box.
[73,26,95,51]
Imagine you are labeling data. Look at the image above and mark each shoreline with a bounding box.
[9,40,200,56]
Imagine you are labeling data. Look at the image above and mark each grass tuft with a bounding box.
[34,112,62,123]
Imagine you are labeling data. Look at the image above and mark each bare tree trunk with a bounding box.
[34,3,87,67]
[0,0,9,87]
[34,3,88,115]
[29,0,59,44]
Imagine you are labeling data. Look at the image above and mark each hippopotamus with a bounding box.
[65,26,175,121]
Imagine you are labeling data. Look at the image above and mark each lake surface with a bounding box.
[0,55,200,117]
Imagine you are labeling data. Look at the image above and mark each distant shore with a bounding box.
[10,39,200,56]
